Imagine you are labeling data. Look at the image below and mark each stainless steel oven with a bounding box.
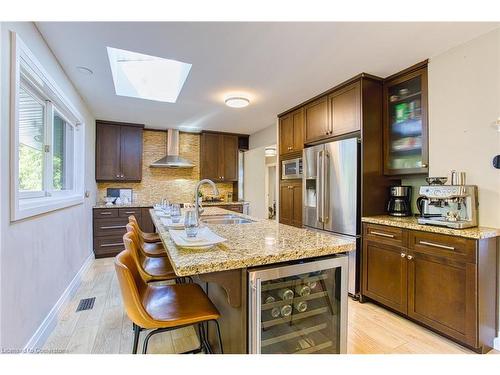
[248,255,348,354]
[281,157,302,180]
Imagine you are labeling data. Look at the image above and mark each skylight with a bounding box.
[106,47,191,103]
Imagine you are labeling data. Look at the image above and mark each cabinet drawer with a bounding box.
[93,208,118,218]
[408,231,476,263]
[118,208,143,218]
[364,223,404,246]
[93,236,125,258]
[93,218,129,237]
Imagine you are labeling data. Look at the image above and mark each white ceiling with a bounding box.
[36,22,499,135]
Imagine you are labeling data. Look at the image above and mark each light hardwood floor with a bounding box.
[43,258,496,354]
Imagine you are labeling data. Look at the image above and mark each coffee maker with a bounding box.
[416,185,478,229]
[387,186,412,217]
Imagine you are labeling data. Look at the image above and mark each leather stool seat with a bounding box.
[142,283,220,329]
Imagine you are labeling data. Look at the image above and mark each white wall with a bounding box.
[249,123,277,149]
[243,146,267,219]
[428,28,500,227]
[0,22,96,350]
[427,27,500,346]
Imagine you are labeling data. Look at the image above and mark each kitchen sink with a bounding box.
[200,214,254,225]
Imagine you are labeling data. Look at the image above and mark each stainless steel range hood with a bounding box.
[150,129,194,168]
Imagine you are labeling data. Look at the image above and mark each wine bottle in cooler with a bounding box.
[280,304,292,317]
[278,288,294,301]
[295,284,311,297]
[294,301,308,313]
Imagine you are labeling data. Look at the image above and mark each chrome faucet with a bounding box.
[194,179,219,218]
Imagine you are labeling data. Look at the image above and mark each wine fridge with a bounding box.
[248,255,348,354]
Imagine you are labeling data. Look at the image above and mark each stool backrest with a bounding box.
[114,250,152,327]
[122,231,152,282]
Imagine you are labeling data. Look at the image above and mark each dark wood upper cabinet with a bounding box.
[95,123,121,180]
[383,61,429,175]
[200,132,240,182]
[200,132,221,180]
[95,120,144,182]
[328,81,361,137]
[304,96,329,143]
[279,108,303,156]
[120,125,143,181]
[279,180,302,228]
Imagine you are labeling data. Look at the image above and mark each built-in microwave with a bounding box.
[281,157,303,180]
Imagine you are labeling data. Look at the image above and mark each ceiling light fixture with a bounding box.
[76,66,93,75]
[225,96,250,108]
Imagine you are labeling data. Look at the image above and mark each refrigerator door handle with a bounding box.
[323,150,329,223]
[316,150,323,223]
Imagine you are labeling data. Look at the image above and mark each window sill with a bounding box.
[12,194,84,222]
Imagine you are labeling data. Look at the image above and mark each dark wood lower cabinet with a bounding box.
[362,241,407,314]
[93,207,154,258]
[279,180,302,227]
[361,223,497,353]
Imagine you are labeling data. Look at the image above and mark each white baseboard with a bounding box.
[494,333,500,351]
[23,254,93,351]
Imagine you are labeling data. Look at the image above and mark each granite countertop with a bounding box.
[150,207,355,276]
[93,201,249,209]
[362,215,500,240]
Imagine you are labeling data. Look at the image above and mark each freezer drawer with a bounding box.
[248,255,348,354]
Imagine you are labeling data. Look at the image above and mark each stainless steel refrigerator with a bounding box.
[303,137,360,295]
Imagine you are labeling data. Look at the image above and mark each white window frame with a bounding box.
[10,32,85,221]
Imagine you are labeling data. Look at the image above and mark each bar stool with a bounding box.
[123,231,177,283]
[128,215,161,243]
[114,250,224,354]
[126,222,165,258]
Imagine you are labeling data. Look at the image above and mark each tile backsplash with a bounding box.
[97,130,233,205]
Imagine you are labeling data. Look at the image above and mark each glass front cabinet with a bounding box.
[383,63,428,175]
[248,256,348,354]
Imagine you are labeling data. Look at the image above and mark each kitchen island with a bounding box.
[150,207,355,354]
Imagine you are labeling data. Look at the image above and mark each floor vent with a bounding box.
[76,297,96,312]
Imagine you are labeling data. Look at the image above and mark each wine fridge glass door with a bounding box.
[248,256,348,354]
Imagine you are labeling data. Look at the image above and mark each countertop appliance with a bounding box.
[282,157,302,180]
[302,138,359,295]
[416,185,478,229]
[387,186,412,217]
[248,255,348,354]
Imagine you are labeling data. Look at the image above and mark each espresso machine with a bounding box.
[387,186,412,217]
[416,185,478,229]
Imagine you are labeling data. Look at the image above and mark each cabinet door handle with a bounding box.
[101,242,123,247]
[124,211,136,214]
[370,231,395,238]
[100,212,112,215]
[100,225,127,230]
[418,240,455,251]
[116,174,120,178]
[407,255,413,260]
[401,252,406,258]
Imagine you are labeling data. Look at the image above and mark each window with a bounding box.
[11,32,85,221]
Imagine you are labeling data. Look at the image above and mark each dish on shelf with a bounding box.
[391,119,422,137]
[391,136,422,152]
